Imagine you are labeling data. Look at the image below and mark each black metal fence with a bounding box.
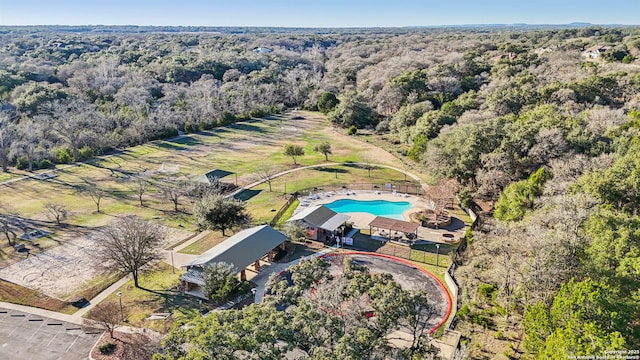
[297,182,423,196]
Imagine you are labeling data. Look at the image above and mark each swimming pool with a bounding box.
[324,199,412,220]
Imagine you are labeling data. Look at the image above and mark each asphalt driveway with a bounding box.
[0,308,102,360]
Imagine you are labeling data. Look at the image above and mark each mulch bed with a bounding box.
[91,330,159,360]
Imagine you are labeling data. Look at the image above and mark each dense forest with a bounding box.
[1,25,640,358]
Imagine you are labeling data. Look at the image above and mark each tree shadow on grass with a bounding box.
[156,140,200,151]
[312,167,349,174]
[228,123,268,133]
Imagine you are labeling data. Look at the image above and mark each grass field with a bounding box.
[88,262,205,333]
[178,231,229,255]
[0,110,437,312]
[0,111,419,235]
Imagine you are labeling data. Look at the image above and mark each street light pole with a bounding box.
[171,250,175,274]
[116,291,124,321]
[435,244,440,268]
[284,181,287,195]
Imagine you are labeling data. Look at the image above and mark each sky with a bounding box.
[0,0,638,27]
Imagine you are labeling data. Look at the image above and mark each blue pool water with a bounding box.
[324,199,412,220]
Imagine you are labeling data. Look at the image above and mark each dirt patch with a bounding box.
[0,224,192,299]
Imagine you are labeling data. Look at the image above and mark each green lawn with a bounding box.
[88,262,206,333]
[1,110,444,312]
[179,231,229,255]
[1,111,419,237]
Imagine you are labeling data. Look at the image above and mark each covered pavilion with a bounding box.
[181,225,287,297]
[368,216,419,242]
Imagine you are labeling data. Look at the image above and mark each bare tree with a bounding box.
[44,202,67,225]
[161,180,189,212]
[0,204,17,246]
[44,99,98,162]
[361,156,375,178]
[98,215,164,288]
[401,161,412,182]
[83,181,105,213]
[424,178,459,226]
[132,177,150,207]
[256,163,279,192]
[10,119,49,172]
[88,301,124,338]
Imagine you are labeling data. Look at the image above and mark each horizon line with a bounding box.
[1,22,638,28]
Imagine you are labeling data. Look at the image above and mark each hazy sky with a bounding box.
[0,0,638,27]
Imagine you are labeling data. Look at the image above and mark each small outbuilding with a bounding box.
[181,225,287,297]
[287,205,350,241]
[190,169,235,185]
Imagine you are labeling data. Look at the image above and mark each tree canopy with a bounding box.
[156,257,439,359]
[193,194,249,236]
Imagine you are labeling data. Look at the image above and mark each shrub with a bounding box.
[38,158,53,169]
[471,314,494,328]
[347,125,357,135]
[55,147,74,164]
[99,342,115,354]
[78,146,94,160]
[16,156,29,170]
[457,304,471,318]
[217,111,236,127]
[478,283,497,301]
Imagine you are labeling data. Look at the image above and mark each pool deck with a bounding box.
[294,191,465,244]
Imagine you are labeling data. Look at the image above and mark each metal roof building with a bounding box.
[287,205,350,231]
[181,225,287,292]
[185,225,287,271]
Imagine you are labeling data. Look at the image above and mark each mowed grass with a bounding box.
[178,231,229,255]
[89,262,204,334]
[240,164,414,224]
[1,111,437,311]
[0,111,414,234]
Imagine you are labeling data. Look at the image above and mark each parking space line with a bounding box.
[65,332,80,353]
[46,322,65,348]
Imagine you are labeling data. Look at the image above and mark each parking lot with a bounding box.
[0,308,102,360]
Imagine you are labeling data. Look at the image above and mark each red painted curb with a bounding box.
[320,251,452,334]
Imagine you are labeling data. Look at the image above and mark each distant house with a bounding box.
[582,45,612,59]
[181,225,288,298]
[287,205,350,242]
[253,47,273,54]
